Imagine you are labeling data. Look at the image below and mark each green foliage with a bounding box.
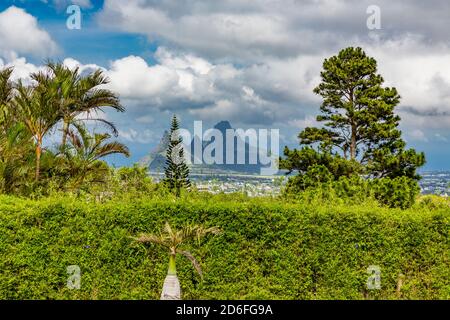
[55,125,130,192]
[284,165,333,192]
[367,147,426,180]
[417,195,450,210]
[0,123,34,194]
[0,195,448,300]
[284,173,420,209]
[0,63,128,196]
[370,177,420,209]
[280,146,363,179]
[134,222,221,278]
[164,115,191,197]
[282,47,425,199]
[115,164,153,192]
[306,47,406,163]
[42,61,124,147]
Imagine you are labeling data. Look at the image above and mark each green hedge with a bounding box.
[0,195,448,299]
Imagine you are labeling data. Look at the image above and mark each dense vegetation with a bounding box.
[0,194,448,299]
[0,62,129,197]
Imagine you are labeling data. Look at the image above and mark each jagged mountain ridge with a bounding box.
[139,121,266,174]
[138,130,170,172]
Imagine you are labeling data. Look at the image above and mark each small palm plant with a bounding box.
[133,222,221,300]
[57,125,130,190]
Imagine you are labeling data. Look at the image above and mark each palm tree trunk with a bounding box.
[35,139,42,181]
[61,119,69,147]
[160,254,181,300]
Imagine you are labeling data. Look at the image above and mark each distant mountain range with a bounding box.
[139,120,267,175]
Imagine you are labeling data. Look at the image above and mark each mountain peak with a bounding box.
[213,120,232,132]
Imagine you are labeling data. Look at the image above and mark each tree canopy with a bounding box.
[281,47,425,184]
[0,62,129,195]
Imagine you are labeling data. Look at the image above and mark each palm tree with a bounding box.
[0,67,35,193]
[43,62,124,147]
[58,125,130,189]
[134,222,221,300]
[0,123,34,193]
[13,78,61,181]
[0,67,15,132]
[0,64,128,191]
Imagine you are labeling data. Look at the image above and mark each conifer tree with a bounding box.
[164,115,191,196]
[284,47,425,179]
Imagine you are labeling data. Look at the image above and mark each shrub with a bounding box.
[284,165,333,194]
[417,195,450,210]
[284,173,420,209]
[370,176,420,209]
[0,195,448,300]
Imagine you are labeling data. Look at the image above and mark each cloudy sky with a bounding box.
[2,0,450,169]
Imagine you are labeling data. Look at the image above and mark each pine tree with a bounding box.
[164,115,191,196]
[290,47,425,179]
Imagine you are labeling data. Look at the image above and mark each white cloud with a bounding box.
[106,55,179,100]
[98,0,450,62]
[67,0,92,8]
[434,133,448,142]
[365,37,450,114]
[92,0,450,139]
[135,115,154,124]
[98,0,339,62]
[409,129,428,142]
[40,0,93,9]
[0,56,42,82]
[99,47,324,125]
[0,6,58,59]
[288,116,319,129]
[62,58,104,74]
[119,128,156,144]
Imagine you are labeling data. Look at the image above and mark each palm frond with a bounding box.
[181,225,222,244]
[92,141,130,160]
[79,117,119,137]
[179,250,203,278]
[164,222,175,239]
[132,234,169,248]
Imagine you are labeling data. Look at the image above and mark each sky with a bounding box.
[1,0,450,170]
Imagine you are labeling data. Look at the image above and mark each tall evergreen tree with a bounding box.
[287,47,425,179]
[164,115,191,196]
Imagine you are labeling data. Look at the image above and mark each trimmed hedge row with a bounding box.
[0,195,448,299]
